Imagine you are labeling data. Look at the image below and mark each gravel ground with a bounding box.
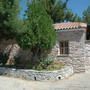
[0,71,90,90]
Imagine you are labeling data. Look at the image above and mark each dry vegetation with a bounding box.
[36,60,65,71]
[46,61,65,71]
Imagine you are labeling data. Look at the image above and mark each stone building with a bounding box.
[51,22,90,73]
[0,22,90,73]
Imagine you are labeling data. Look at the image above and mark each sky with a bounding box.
[67,0,90,17]
[19,0,27,19]
[20,0,90,19]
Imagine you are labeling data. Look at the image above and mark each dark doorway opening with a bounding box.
[86,25,90,40]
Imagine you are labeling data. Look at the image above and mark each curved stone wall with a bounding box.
[0,66,73,81]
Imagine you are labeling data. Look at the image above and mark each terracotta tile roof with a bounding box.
[53,22,87,30]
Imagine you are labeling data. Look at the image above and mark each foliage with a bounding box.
[16,0,56,68]
[35,60,64,71]
[34,57,53,70]
[40,0,81,23]
[47,61,64,70]
[40,0,68,22]
[0,0,20,39]
[83,6,90,24]
[65,10,82,22]
[0,52,8,65]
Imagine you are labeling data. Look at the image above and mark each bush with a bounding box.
[14,55,64,71]
[35,60,64,71]
[0,52,8,65]
[33,58,64,71]
[47,61,65,71]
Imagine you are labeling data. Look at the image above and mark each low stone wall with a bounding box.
[0,66,73,81]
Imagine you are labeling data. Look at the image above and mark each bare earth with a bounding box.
[0,71,90,90]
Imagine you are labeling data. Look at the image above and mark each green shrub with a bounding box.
[0,52,8,65]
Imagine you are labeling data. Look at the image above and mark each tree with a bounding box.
[40,0,69,23]
[65,9,82,22]
[17,0,56,68]
[40,0,82,23]
[83,6,90,24]
[0,0,20,39]
[0,0,22,65]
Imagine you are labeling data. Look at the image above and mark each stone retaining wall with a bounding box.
[85,40,90,71]
[0,66,73,81]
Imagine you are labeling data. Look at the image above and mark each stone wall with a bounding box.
[0,66,73,81]
[85,40,90,71]
[50,29,86,73]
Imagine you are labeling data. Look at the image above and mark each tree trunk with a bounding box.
[30,47,41,68]
[6,44,14,65]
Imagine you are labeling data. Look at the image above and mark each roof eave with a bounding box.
[55,28,86,32]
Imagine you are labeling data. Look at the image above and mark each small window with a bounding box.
[59,41,69,55]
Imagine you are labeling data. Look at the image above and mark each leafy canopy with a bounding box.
[17,0,56,58]
[40,0,68,22]
[40,0,81,23]
[0,0,20,39]
[83,6,90,24]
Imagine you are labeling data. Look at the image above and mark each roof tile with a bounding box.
[54,22,87,30]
